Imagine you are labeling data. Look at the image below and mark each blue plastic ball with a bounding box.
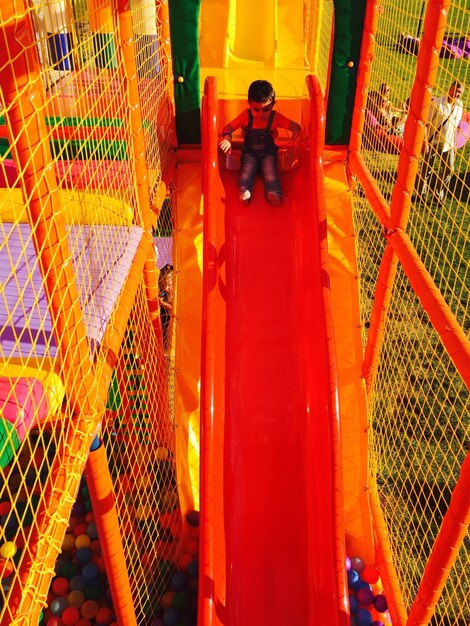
[347,569,360,586]
[163,607,180,625]
[356,608,373,626]
[81,562,99,581]
[349,594,359,614]
[187,560,198,578]
[170,571,188,591]
[76,547,92,564]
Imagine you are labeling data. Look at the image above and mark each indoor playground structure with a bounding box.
[0,0,468,625]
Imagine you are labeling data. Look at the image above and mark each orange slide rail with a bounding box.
[199,74,346,626]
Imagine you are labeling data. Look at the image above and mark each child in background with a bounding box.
[158,264,174,351]
[219,80,301,206]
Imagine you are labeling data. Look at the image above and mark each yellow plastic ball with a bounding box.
[347,61,354,68]
[177,75,184,83]
[0,542,17,559]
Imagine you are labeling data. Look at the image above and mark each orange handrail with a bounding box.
[199,74,227,626]
[390,0,451,231]
[307,74,349,625]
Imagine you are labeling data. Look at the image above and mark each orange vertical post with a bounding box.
[85,440,138,626]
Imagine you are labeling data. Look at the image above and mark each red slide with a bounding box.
[199,76,348,626]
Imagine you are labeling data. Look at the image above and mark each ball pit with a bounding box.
[39,477,116,626]
[346,554,393,626]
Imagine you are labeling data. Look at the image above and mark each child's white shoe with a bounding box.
[240,189,251,204]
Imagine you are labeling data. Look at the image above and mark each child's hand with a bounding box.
[219,138,232,153]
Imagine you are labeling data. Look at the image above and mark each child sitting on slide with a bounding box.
[218,80,301,206]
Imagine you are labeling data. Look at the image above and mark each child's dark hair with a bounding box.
[248,80,276,104]
[158,264,173,291]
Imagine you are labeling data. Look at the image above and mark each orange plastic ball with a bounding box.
[0,559,14,579]
[75,534,91,550]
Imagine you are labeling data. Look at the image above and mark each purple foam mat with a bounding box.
[1,223,143,359]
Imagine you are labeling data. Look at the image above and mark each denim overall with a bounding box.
[239,110,282,197]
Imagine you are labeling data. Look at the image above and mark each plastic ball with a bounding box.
[67,590,85,608]
[177,553,193,572]
[356,608,373,626]
[177,76,184,83]
[76,619,92,626]
[0,559,14,579]
[62,606,80,625]
[46,618,63,626]
[156,447,169,461]
[75,534,91,550]
[80,600,98,619]
[347,61,354,68]
[346,555,351,570]
[347,569,360,586]
[0,541,17,559]
[62,534,76,551]
[172,591,190,612]
[69,575,86,591]
[81,562,98,581]
[373,594,388,613]
[350,556,366,573]
[86,523,98,541]
[187,560,198,578]
[76,548,92,565]
[50,596,68,617]
[357,586,374,607]
[362,565,380,584]
[186,511,199,527]
[349,594,359,614]
[170,571,188,591]
[160,591,176,610]
[73,523,87,538]
[0,502,11,516]
[52,576,70,595]
[162,607,179,626]
[95,607,114,624]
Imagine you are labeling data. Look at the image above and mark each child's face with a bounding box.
[248,98,274,121]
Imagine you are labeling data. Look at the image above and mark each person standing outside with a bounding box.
[419,81,464,203]
[219,80,301,206]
